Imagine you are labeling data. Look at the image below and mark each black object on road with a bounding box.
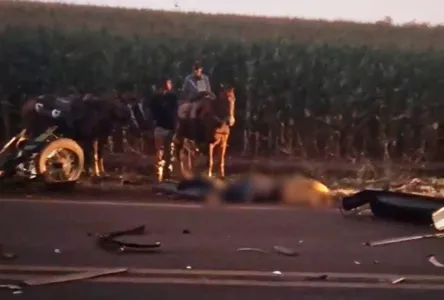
[97,225,161,253]
[341,189,444,225]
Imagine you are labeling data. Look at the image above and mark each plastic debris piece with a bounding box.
[391,277,405,284]
[364,232,444,247]
[237,248,268,253]
[54,249,61,254]
[13,290,22,295]
[272,246,299,257]
[354,261,361,265]
[24,267,128,286]
[186,266,192,270]
[272,271,282,276]
[428,255,444,267]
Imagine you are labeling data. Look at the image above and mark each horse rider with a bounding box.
[180,62,214,142]
[149,78,178,182]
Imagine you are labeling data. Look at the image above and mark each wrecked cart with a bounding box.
[0,126,84,184]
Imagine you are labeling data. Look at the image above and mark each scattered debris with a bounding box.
[364,232,444,247]
[0,284,22,291]
[391,277,405,284]
[432,207,444,231]
[341,189,444,225]
[0,245,17,260]
[272,246,299,257]
[237,248,268,253]
[97,225,161,253]
[24,267,128,286]
[428,255,444,267]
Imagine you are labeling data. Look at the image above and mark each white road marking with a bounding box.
[0,198,334,212]
[1,264,444,282]
[1,266,444,290]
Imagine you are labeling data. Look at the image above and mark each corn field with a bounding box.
[2,1,444,163]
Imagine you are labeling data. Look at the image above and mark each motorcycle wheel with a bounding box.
[36,138,84,183]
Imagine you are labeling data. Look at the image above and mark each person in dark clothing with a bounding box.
[149,78,178,182]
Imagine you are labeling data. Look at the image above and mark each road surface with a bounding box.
[0,197,443,299]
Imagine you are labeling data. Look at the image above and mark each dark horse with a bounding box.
[20,93,132,177]
[175,86,236,178]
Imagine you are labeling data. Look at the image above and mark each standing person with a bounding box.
[149,78,178,182]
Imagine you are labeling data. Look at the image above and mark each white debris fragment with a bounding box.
[273,246,299,257]
[0,284,21,290]
[186,266,192,270]
[54,249,61,254]
[354,261,361,265]
[428,255,444,267]
[391,277,405,284]
[272,271,282,276]
[298,240,304,244]
[13,290,22,295]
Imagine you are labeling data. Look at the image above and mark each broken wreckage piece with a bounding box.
[341,189,444,225]
[97,225,161,253]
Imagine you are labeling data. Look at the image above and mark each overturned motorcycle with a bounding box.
[0,126,84,185]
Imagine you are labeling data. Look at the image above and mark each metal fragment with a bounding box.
[364,233,444,247]
[97,225,161,253]
[428,255,444,267]
[237,248,268,253]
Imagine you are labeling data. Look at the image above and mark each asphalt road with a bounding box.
[2,282,444,300]
[0,197,444,299]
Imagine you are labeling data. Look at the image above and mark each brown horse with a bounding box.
[176,86,236,179]
[20,92,132,177]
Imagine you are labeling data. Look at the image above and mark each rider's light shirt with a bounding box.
[180,74,212,101]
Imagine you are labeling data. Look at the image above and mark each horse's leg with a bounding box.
[219,135,228,179]
[98,135,107,176]
[154,127,165,182]
[92,138,100,177]
[207,141,216,178]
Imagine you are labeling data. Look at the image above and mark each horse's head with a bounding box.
[217,85,236,127]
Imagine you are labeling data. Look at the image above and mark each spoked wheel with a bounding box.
[36,138,84,183]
